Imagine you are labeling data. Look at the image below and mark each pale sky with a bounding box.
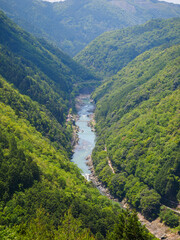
[43,0,180,4]
[43,0,65,2]
[158,0,180,4]
[43,0,64,2]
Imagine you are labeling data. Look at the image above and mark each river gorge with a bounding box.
[71,94,95,181]
[71,94,117,197]
[71,95,180,240]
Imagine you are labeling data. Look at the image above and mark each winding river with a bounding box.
[71,96,178,240]
[71,95,95,180]
[71,95,122,198]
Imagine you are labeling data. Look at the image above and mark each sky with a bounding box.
[43,0,180,3]
[43,0,64,2]
[158,0,180,4]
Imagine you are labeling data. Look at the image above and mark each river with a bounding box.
[71,95,95,180]
[71,95,119,197]
[71,96,180,240]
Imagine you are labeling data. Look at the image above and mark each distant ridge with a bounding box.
[75,18,180,77]
[0,0,180,55]
[0,11,159,240]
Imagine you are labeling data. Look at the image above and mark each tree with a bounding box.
[55,210,95,240]
[159,206,179,228]
[140,189,161,220]
[24,208,55,240]
[107,210,156,240]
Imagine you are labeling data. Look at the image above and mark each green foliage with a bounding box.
[0,10,99,156]
[140,189,161,221]
[55,210,95,240]
[0,101,103,238]
[0,134,40,202]
[109,173,127,200]
[92,43,180,220]
[0,99,156,239]
[159,206,179,228]
[0,11,98,109]
[0,97,159,239]
[107,210,156,240]
[0,8,170,240]
[0,12,120,239]
[154,159,179,200]
[75,18,180,77]
[0,0,180,56]
[0,76,71,154]
[23,208,55,240]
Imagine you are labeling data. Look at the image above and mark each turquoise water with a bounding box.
[71,96,96,180]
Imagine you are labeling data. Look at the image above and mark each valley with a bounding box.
[72,95,180,240]
[0,0,180,56]
[71,95,96,180]
[0,1,180,239]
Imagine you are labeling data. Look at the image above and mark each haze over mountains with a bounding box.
[159,0,180,4]
[75,18,180,77]
[0,0,180,55]
[0,0,180,239]
[92,42,180,220]
[0,10,162,239]
[74,18,180,224]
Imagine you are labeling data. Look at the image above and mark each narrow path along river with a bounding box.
[71,94,95,181]
[71,94,121,198]
[71,96,180,240]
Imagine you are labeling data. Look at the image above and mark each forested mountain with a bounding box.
[0,11,158,239]
[0,10,98,119]
[0,9,99,153]
[75,18,180,77]
[0,0,180,56]
[92,43,180,224]
[0,76,157,240]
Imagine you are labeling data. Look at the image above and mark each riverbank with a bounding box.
[86,154,118,201]
[72,94,180,240]
[86,154,180,240]
[67,94,93,148]
[75,94,93,112]
[66,113,79,147]
[71,94,95,177]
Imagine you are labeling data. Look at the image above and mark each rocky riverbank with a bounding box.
[67,94,93,148]
[86,152,180,240]
[86,154,122,204]
[66,113,79,147]
[73,94,180,240]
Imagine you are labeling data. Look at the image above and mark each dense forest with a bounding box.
[75,18,180,231]
[0,11,159,239]
[75,18,180,77]
[0,77,157,239]
[91,42,180,225]
[0,0,180,55]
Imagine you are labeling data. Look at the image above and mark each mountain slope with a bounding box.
[75,18,180,77]
[0,12,157,240]
[0,84,117,239]
[92,44,180,222]
[0,0,180,55]
[0,10,98,122]
[0,9,99,154]
[0,10,96,88]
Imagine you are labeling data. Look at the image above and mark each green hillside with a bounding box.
[0,9,99,154]
[75,18,180,77]
[0,0,180,55]
[0,10,98,122]
[0,11,157,240]
[0,91,157,239]
[92,44,180,221]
